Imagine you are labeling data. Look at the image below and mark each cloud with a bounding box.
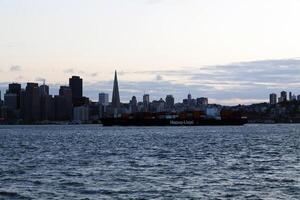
[2,58,299,105]
[63,68,75,73]
[155,74,163,81]
[63,68,99,78]
[90,72,98,77]
[10,65,22,71]
[35,77,46,83]
[100,58,300,105]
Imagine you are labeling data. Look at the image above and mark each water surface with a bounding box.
[0,124,299,199]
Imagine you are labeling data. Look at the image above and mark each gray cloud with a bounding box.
[90,72,98,77]
[10,65,22,71]
[1,58,299,105]
[111,58,300,104]
[155,74,163,81]
[35,77,46,83]
[64,68,98,78]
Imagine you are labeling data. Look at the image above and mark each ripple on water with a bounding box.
[0,124,299,199]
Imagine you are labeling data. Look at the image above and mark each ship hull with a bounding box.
[101,118,247,126]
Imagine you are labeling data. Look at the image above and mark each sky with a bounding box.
[1,0,300,105]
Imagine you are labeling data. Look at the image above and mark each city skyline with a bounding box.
[1,71,299,107]
[0,63,300,106]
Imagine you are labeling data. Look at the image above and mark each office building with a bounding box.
[24,83,41,122]
[55,86,73,120]
[165,95,174,110]
[40,94,55,121]
[73,106,89,123]
[197,97,208,106]
[69,76,83,99]
[280,91,287,102]
[99,93,109,106]
[129,96,138,113]
[7,83,21,109]
[143,94,150,112]
[269,93,277,105]
[39,84,49,96]
[4,93,18,110]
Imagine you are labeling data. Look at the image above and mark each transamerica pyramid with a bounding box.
[111,70,120,108]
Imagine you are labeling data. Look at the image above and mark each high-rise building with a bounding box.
[165,95,174,110]
[280,91,287,102]
[289,92,292,101]
[57,86,73,120]
[129,96,138,113]
[111,70,120,108]
[39,84,49,96]
[69,76,83,99]
[8,83,21,94]
[40,94,55,121]
[269,93,277,105]
[99,93,109,106]
[143,94,150,112]
[24,83,41,122]
[73,106,89,123]
[59,86,72,97]
[7,83,21,109]
[197,97,208,106]
[188,93,192,100]
[4,93,18,110]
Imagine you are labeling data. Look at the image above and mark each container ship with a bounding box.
[101,110,247,126]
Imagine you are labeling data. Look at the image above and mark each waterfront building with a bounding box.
[57,86,73,120]
[73,106,89,123]
[143,94,150,112]
[280,91,287,102]
[165,95,174,110]
[69,76,83,102]
[129,96,138,113]
[24,83,41,122]
[8,83,21,109]
[40,94,55,121]
[4,93,18,110]
[99,93,109,106]
[269,93,277,105]
[197,97,208,106]
[39,84,49,96]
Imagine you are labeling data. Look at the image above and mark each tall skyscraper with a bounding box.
[69,76,83,99]
[143,94,150,112]
[99,93,109,106]
[289,92,292,101]
[129,96,138,113]
[24,83,40,122]
[58,86,73,120]
[7,83,21,109]
[280,91,287,102]
[39,84,49,96]
[165,95,174,110]
[111,70,120,108]
[269,93,277,105]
